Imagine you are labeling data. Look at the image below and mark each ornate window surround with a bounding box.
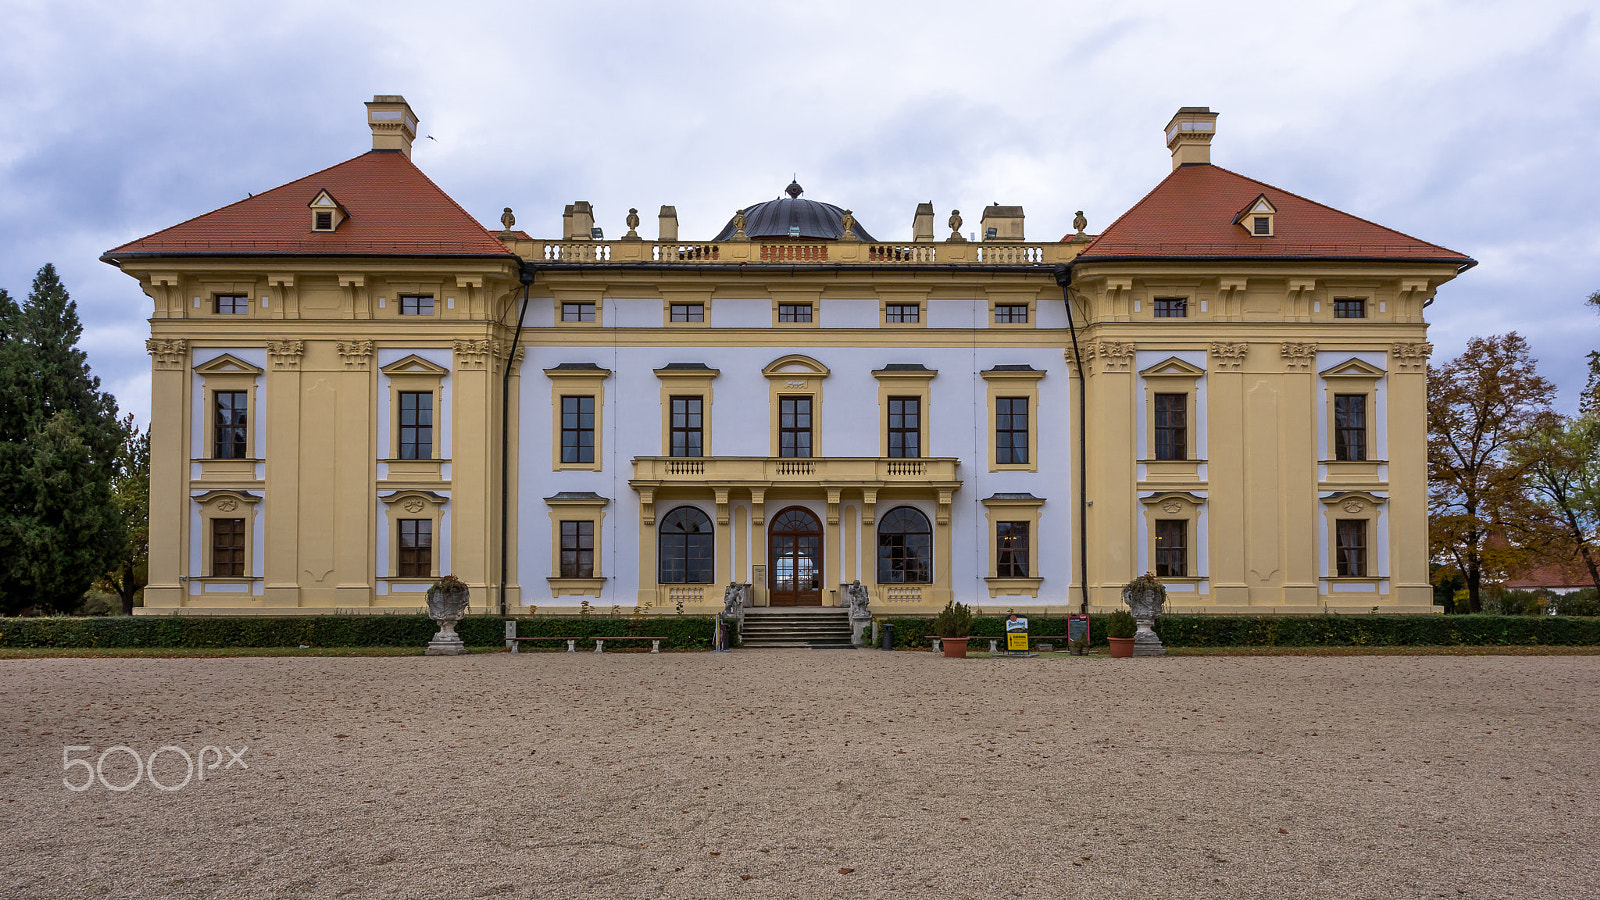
[545,492,609,597]
[981,493,1045,598]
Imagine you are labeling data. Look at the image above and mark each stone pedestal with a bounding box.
[1124,582,1167,657]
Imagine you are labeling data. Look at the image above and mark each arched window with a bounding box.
[659,506,714,584]
[877,506,932,584]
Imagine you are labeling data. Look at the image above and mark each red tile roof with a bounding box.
[1071,164,1472,264]
[104,151,514,259]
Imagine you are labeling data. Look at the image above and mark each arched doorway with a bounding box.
[768,506,822,606]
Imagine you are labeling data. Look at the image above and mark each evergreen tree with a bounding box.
[0,265,126,615]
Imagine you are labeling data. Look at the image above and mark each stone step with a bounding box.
[738,608,855,649]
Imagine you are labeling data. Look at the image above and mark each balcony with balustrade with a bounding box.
[501,236,1082,268]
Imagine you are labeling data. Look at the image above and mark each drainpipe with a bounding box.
[499,264,535,616]
[1053,263,1090,615]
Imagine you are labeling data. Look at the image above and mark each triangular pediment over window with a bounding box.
[380,354,449,376]
[1139,357,1206,378]
[1319,358,1386,378]
[193,354,263,376]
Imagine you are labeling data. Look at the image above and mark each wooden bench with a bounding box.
[505,635,666,653]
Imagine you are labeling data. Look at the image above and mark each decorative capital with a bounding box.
[1391,341,1432,373]
[1097,341,1136,373]
[336,340,374,371]
[453,339,493,371]
[1280,341,1317,371]
[1209,341,1248,371]
[146,338,187,369]
[267,340,305,371]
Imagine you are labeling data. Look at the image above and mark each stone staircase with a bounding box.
[738,607,856,649]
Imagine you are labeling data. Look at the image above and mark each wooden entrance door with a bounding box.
[769,506,823,606]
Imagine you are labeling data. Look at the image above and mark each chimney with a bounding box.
[911,202,935,242]
[563,202,595,240]
[1165,107,1218,170]
[979,203,1025,241]
[366,95,418,158]
[658,206,679,242]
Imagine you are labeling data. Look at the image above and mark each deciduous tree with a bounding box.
[1513,414,1600,594]
[1428,333,1555,612]
[95,415,149,615]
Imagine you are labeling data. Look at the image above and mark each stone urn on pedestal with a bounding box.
[1121,572,1167,657]
[424,575,471,656]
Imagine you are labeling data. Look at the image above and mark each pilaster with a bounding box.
[144,339,188,608]
[263,340,305,607]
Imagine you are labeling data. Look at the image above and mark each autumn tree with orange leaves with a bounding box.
[1428,333,1555,612]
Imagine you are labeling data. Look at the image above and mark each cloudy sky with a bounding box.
[3,0,1597,425]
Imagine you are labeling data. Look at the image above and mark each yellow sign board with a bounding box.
[1006,632,1029,652]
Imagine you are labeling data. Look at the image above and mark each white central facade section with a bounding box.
[515,290,1073,612]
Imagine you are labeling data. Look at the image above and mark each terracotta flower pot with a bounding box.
[1107,636,1135,658]
[941,637,970,658]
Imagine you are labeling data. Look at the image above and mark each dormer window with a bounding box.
[1236,193,1276,237]
[309,189,348,233]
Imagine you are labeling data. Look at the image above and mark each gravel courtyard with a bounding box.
[2,650,1596,899]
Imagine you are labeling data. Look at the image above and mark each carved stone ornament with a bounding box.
[839,209,859,241]
[1392,341,1432,373]
[1073,210,1088,235]
[425,582,471,656]
[267,340,305,371]
[731,208,748,241]
[1209,341,1248,371]
[624,207,641,239]
[336,340,374,371]
[403,498,426,513]
[1161,499,1184,514]
[947,209,964,241]
[500,207,516,234]
[215,496,239,512]
[146,338,188,369]
[1098,341,1136,372]
[1281,342,1318,371]
[1341,499,1366,514]
[453,338,492,371]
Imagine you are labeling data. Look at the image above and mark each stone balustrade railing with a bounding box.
[631,456,961,485]
[506,237,1082,266]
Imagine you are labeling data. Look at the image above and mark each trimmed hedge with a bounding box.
[0,614,724,651]
[875,614,1600,650]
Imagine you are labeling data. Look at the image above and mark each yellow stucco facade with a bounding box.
[105,98,1470,616]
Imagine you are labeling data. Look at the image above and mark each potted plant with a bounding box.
[932,600,974,658]
[1105,609,1137,657]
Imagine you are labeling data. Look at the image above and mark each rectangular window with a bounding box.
[995,397,1028,465]
[997,521,1029,577]
[670,303,704,323]
[1334,298,1366,319]
[562,302,596,322]
[215,294,248,315]
[398,519,432,577]
[314,210,334,231]
[214,391,248,459]
[1155,519,1187,577]
[398,391,433,460]
[1253,216,1270,235]
[560,520,595,578]
[1334,394,1367,461]
[1153,297,1187,318]
[1153,393,1188,461]
[1336,519,1367,577]
[561,396,595,464]
[670,396,703,458]
[994,304,1028,324]
[400,295,434,316]
[779,396,812,458]
[778,303,813,323]
[885,303,920,323]
[887,397,920,459]
[211,518,245,577]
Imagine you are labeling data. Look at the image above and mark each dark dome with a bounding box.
[712,181,876,242]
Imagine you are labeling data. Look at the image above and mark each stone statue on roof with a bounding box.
[947,210,964,242]
[1074,210,1088,235]
[500,207,515,235]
